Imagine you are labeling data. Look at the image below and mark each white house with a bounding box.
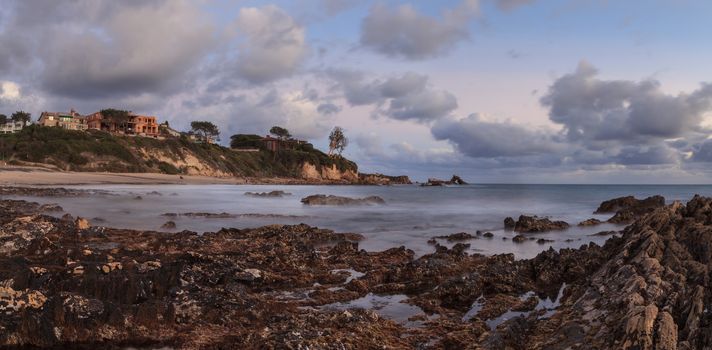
[0,120,30,134]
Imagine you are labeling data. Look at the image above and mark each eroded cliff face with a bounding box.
[139,147,233,177]
[300,162,359,183]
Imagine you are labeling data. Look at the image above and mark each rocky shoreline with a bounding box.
[0,188,710,349]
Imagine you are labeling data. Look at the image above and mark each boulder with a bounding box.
[577,218,602,226]
[512,215,569,232]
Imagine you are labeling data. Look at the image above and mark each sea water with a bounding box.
[9,184,712,259]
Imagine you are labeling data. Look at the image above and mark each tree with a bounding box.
[100,109,131,131]
[230,134,263,149]
[269,126,291,140]
[0,114,7,124]
[328,126,348,156]
[11,111,31,123]
[191,121,220,143]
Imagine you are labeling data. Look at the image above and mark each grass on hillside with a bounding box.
[0,125,357,177]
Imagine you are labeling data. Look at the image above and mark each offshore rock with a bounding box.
[595,195,666,223]
[301,194,386,206]
[512,215,570,232]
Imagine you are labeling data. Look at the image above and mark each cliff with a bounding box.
[0,125,361,182]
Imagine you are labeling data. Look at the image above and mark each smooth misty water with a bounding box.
[9,184,712,259]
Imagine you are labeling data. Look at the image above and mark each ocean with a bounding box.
[12,184,712,259]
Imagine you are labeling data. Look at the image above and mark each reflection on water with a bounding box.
[321,293,434,328]
[8,183,712,259]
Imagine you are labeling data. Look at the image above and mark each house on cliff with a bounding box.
[0,119,30,134]
[85,111,159,138]
[37,110,87,131]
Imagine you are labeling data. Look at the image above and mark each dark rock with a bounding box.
[483,231,494,238]
[421,175,468,186]
[512,235,527,243]
[245,190,292,197]
[434,232,475,241]
[504,217,516,230]
[300,195,386,206]
[536,238,554,244]
[161,221,177,229]
[512,215,569,232]
[39,203,63,212]
[577,218,602,226]
[595,195,666,224]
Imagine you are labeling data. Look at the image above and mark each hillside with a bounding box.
[0,126,364,182]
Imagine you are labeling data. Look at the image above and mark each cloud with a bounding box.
[0,81,20,100]
[541,61,712,148]
[431,113,560,158]
[233,5,308,84]
[329,70,458,122]
[317,103,341,115]
[691,139,712,162]
[360,1,479,60]
[1,1,217,99]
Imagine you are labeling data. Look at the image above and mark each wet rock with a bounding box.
[161,212,236,218]
[434,232,475,241]
[504,217,515,230]
[512,235,527,243]
[589,230,617,236]
[483,232,494,238]
[39,203,63,212]
[577,218,602,226]
[134,196,143,200]
[536,238,554,244]
[595,195,666,224]
[161,221,177,229]
[300,194,386,206]
[512,215,569,232]
[245,190,292,197]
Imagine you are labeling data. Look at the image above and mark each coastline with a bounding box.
[0,165,378,186]
[0,186,709,348]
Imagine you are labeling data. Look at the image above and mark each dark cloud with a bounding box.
[692,140,712,162]
[0,1,216,99]
[614,145,680,165]
[431,114,560,158]
[360,1,478,60]
[329,70,457,122]
[317,103,341,115]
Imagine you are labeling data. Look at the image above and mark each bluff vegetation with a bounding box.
[0,126,358,181]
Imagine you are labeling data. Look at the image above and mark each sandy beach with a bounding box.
[0,165,242,185]
[0,165,353,186]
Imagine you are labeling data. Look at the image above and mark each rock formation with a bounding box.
[300,194,386,206]
[505,215,570,232]
[2,189,712,349]
[595,195,666,223]
[421,175,469,186]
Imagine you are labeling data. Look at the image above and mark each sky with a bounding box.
[1,0,712,183]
